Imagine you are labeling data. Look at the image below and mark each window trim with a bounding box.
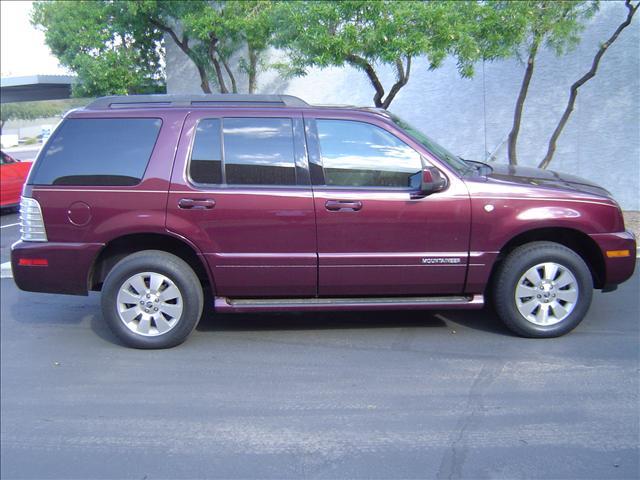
[186,116,305,189]
[311,117,426,190]
[28,117,163,187]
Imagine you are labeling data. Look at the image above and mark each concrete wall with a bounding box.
[166,1,639,210]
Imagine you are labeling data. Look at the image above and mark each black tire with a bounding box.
[493,241,593,338]
[101,250,204,349]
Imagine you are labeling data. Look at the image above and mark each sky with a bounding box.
[0,0,69,77]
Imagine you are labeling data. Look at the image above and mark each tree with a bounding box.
[538,0,639,168]
[33,0,275,96]
[271,0,517,109]
[183,1,276,94]
[122,0,216,94]
[134,0,275,94]
[499,1,600,166]
[31,1,165,97]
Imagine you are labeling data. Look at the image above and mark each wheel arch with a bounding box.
[89,232,215,293]
[490,227,606,289]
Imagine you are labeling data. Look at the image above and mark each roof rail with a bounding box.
[86,94,308,110]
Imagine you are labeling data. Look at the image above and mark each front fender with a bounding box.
[464,196,623,293]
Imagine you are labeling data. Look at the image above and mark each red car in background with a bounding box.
[1,150,32,210]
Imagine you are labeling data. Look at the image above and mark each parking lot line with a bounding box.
[0,222,20,229]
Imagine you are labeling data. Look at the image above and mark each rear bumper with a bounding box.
[11,241,104,296]
[589,231,636,287]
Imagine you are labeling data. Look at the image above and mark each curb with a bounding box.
[0,262,12,279]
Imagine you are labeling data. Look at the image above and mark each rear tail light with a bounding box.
[20,197,48,242]
[18,258,49,266]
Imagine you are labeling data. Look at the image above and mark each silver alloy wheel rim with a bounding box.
[514,262,579,326]
[116,271,183,337]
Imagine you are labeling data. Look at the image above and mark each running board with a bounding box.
[214,294,484,313]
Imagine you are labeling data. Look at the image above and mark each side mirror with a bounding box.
[409,166,447,198]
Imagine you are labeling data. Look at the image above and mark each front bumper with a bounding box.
[11,241,104,296]
[589,230,637,287]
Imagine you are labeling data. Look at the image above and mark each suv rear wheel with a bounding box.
[493,241,593,338]
[101,250,203,349]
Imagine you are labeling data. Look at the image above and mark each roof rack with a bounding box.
[86,94,308,110]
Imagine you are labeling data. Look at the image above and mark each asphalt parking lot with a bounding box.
[1,211,638,479]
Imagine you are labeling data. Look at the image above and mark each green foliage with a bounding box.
[182,1,276,93]
[271,0,521,108]
[31,1,166,97]
[492,1,599,58]
[0,99,90,131]
[31,0,600,111]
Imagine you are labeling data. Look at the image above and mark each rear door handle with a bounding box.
[325,200,363,212]
[178,198,216,209]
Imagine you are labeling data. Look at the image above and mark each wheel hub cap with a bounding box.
[515,262,579,326]
[116,272,183,337]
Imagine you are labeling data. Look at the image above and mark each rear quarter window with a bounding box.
[30,118,162,186]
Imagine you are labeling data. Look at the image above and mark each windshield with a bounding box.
[390,114,471,175]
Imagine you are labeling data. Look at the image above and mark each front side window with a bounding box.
[31,118,161,186]
[316,119,422,188]
[389,114,470,175]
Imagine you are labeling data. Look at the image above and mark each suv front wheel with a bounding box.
[493,241,593,338]
[101,250,204,349]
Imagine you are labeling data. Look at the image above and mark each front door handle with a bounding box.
[325,200,363,212]
[178,198,216,209]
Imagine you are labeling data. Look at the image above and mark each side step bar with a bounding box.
[214,294,484,313]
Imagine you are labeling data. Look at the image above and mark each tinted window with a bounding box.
[190,119,222,184]
[31,118,161,186]
[317,120,422,187]
[223,118,296,185]
[1,152,17,164]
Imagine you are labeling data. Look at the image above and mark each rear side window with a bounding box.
[317,119,422,188]
[224,118,296,185]
[31,118,161,186]
[189,117,296,186]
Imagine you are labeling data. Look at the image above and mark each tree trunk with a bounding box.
[151,19,212,93]
[507,39,539,166]
[221,59,238,93]
[194,64,212,94]
[346,55,413,110]
[538,0,638,169]
[247,46,258,94]
[208,35,229,93]
[381,57,411,109]
[214,61,228,93]
[347,54,385,108]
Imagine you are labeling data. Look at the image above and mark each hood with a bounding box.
[483,164,612,198]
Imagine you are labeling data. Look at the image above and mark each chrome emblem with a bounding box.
[421,257,461,264]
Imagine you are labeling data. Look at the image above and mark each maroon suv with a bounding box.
[11,94,636,348]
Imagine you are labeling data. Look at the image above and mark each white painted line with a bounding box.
[0,222,19,229]
[0,262,12,279]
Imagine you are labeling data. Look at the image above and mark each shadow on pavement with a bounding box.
[6,284,515,347]
[196,303,514,337]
